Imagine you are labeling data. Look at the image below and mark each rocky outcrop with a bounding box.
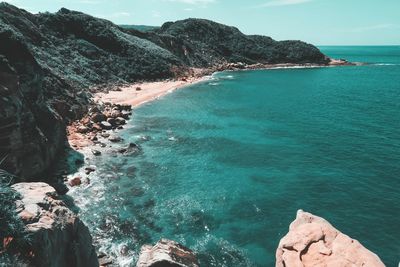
[137,239,199,267]
[8,182,99,267]
[276,210,385,267]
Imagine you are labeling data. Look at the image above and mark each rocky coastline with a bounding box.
[0,2,379,266]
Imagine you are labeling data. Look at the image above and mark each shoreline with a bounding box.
[94,75,210,109]
[95,60,359,109]
[67,61,355,150]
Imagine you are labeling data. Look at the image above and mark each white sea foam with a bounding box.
[209,82,220,86]
[374,63,398,66]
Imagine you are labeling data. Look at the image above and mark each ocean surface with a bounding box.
[68,46,400,266]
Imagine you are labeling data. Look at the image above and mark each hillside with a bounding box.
[0,3,330,180]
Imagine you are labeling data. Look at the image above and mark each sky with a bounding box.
[2,0,399,45]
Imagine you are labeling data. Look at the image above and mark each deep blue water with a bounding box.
[69,46,400,266]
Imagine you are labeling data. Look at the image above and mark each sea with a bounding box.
[67,46,400,267]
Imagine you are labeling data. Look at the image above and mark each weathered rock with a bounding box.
[77,125,90,133]
[107,117,116,126]
[85,166,96,174]
[92,123,103,131]
[91,112,107,123]
[68,176,82,186]
[100,121,112,130]
[276,210,385,267]
[10,182,98,267]
[109,135,122,142]
[0,70,67,180]
[115,117,126,125]
[101,132,110,138]
[137,239,199,267]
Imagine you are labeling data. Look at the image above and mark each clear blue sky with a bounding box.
[3,0,400,45]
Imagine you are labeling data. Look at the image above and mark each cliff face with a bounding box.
[0,39,66,179]
[0,3,330,179]
[276,210,385,267]
[8,182,98,267]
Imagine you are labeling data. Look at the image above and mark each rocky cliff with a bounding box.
[276,210,385,267]
[0,3,331,180]
[4,182,99,267]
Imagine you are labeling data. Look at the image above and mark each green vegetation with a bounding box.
[0,170,29,266]
[119,24,160,32]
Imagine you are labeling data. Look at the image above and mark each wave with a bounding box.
[374,63,399,66]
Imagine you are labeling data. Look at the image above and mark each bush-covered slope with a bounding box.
[145,18,329,66]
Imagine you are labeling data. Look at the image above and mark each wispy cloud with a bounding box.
[259,0,313,7]
[338,24,400,33]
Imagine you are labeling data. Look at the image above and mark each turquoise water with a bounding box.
[71,46,400,266]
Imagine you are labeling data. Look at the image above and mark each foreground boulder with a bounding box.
[276,210,384,267]
[9,182,99,267]
[137,239,199,267]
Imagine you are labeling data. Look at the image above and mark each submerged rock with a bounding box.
[137,239,199,267]
[276,210,385,267]
[109,135,122,142]
[10,182,98,267]
[92,149,101,156]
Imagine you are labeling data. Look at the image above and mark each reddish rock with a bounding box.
[68,177,82,186]
[92,123,103,131]
[77,125,90,133]
[276,210,385,267]
[10,183,98,267]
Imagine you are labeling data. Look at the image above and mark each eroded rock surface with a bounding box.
[276,210,385,267]
[137,239,199,267]
[10,182,99,267]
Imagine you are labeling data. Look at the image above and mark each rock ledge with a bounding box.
[276,210,385,267]
[10,182,99,267]
[137,239,199,267]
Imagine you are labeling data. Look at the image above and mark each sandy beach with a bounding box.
[95,76,208,108]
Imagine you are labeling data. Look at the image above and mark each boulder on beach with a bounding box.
[116,117,126,125]
[9,183,98,267]
[100,121,113,130]
[137,239,199,267]
[77,125,90,133]
[91,112,107,123]
[276,210,385,267]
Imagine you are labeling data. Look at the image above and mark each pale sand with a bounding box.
[95,76,209,108]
